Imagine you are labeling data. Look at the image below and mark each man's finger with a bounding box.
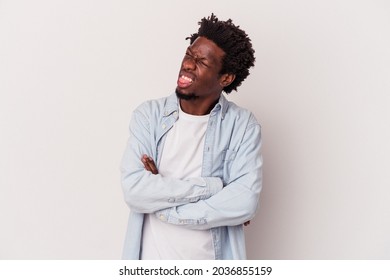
[146,157,158,174]
[141,155,158,174]
[141,155,151,170]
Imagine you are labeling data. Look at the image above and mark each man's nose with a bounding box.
[182,57,196,71]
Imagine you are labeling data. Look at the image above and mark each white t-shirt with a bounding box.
[141,105,215,260]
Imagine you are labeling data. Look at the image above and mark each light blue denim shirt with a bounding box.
[120,93,262,259]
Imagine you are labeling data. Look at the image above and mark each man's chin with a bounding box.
[175,89,198,101]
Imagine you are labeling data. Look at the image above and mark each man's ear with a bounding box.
[220,73,236,87]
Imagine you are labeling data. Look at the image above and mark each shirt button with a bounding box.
[162,124,166,129]
[159,214,166,221]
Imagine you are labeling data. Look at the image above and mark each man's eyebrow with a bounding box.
[186,47,209,60]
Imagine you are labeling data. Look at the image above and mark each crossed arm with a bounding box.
[141,154,251,226]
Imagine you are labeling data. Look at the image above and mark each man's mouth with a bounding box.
[177,74,194,89]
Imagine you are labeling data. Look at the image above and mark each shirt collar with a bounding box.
[163,93,179,117]
[163,93,229,119]
[213,93,229,119]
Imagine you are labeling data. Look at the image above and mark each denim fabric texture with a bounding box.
[120,93,263,259]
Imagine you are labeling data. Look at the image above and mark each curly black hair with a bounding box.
[187,13,255,93]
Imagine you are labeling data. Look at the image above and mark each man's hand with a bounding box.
[141,154,158,174]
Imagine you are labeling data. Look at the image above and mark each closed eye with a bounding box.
[198,59,209,67]
[185,49,209,67]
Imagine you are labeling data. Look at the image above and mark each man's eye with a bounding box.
[199,60,208,67]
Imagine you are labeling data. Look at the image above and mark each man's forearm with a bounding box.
[121,152,223,213]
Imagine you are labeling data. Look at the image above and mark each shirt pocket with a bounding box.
[222,149,237,184]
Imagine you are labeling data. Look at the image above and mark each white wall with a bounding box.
[1,0,389,259]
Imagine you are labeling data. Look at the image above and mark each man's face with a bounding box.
[176,36,226,101]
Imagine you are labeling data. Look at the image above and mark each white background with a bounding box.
[1,0,389,259]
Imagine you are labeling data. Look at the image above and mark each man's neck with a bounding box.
[179,96,220,116]
[179,99,219,116]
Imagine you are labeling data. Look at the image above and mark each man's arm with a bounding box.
[142,154,251,227]
[153,117,262,230]
[120,108,223,214]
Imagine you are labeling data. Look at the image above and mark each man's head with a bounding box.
[187,13,255,94]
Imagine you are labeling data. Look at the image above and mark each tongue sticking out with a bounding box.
[177,76,193,88]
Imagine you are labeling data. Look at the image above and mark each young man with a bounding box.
[120,14,262,260]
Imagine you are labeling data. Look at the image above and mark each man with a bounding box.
[120,13,262,260]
